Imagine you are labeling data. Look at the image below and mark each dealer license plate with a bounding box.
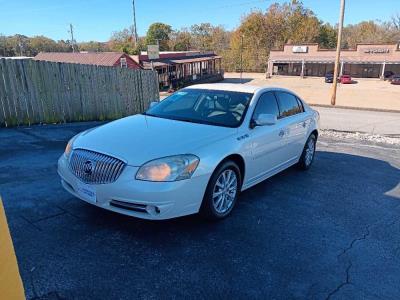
[76,181,97,204]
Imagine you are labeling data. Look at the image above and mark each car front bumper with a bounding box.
[57,155,210,220]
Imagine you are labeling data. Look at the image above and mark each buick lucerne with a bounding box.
[58,84,319,220]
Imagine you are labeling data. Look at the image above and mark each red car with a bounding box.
[391,75,400,85]
[340,75,352,84]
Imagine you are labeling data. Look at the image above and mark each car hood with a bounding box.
[73,114,237,166]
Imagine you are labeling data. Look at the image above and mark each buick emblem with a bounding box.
[83,160,94,175]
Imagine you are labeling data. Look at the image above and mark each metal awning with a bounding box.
[170,56,222,64]
[271,59,400,64]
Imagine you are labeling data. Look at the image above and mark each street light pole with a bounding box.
[330,0,346,106]
[69,24,77,53]
[132,0,138,45]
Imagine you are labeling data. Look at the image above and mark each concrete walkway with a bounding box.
[313,106,400,136]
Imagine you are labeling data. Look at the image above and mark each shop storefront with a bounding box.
[267,43,400,78]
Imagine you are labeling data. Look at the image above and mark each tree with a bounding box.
[318,23,337,48]
[78,41,110,52]
[169,29,192,51]
[342,21,388,48]
[0,34,15,56]
[145,22,172,51]
[190,23,213,50]
[233,11,270,72]
[282,0,320,44]
[391,13,400,30]
[109,27,142,54]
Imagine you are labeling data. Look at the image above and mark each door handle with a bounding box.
[279,130,285,137]
[302,121,306,128]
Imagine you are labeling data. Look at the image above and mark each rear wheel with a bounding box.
[200,161,241,220]
[297,134,317,170]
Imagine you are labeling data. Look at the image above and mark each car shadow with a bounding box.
[81,150,400,235]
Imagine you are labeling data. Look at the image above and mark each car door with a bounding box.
[274,91,308,160]
[245,92,288,183]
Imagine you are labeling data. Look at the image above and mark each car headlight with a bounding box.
[136,155,200,182]
[64,134,79,159]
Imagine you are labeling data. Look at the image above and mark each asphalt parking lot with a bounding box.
[1,122,400,300]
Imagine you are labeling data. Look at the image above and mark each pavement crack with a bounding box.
[31,211,67,223]
[325,262,352,300]
[338,224,371,258]
[20,216,43,231]
[325,225,371,299]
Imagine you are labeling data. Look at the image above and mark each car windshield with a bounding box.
[144,88,253,127]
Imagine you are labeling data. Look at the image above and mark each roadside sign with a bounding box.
[147,45,160,60]
[292,46,308,53]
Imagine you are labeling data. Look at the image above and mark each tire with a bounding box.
[297,133,317,170]
[200,161,242,220]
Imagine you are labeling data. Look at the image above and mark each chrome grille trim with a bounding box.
[69,149,126,184]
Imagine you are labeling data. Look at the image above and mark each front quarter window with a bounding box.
[144,89,253,128]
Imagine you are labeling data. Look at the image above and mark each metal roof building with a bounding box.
[34,52,141,69]
[132,51,223,90]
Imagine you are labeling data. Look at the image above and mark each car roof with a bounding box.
[186,83,262,94]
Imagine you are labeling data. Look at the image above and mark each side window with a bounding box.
[275,92,302,118]
[253,92,280,120]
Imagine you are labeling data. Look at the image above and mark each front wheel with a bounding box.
[200,161,241,220]
[297,134,317,170]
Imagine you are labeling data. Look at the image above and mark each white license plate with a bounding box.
[76,181,97,204]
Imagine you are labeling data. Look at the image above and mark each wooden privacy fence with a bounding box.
[0,58,159,127]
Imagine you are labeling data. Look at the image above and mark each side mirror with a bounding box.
[252,113,277,128]
[149,101,159,109]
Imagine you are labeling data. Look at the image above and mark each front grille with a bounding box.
[69,149,125,184]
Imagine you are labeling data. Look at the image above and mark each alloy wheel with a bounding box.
[212,169,238,214]
[305,137,315,166]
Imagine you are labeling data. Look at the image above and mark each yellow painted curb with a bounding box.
[0,197,25,300]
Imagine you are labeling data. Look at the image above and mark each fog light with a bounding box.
[146,205,161,215]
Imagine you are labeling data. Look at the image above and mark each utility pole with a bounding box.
[69,23,76,53]
[330,0,345,106]
[240,35,244,83]
[132,0,138,45]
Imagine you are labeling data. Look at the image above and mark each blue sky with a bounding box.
[0,0,399,42]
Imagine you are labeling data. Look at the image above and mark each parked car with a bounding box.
[58,84,319,220]
[384,71,395,81]
[340,75,352,84]
[391,75,400,85]
[325,72,335,83]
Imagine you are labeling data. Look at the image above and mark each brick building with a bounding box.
[267,43,400,78]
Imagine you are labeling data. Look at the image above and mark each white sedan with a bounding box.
[58,83,319,220]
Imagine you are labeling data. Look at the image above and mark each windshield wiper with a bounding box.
[142,112,157,117]
[143,114,230,127]
[166,116,228,127]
